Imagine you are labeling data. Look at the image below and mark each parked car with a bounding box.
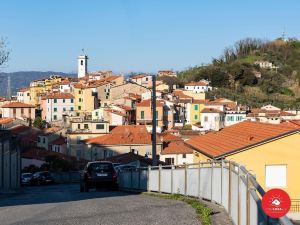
[80,161,118,192]
[31,171,55,185]
[21,173,33,185]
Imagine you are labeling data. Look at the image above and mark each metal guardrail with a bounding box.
[291,200,300,212]
[118,160,293,225]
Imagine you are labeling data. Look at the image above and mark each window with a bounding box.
[78,90,82,94]
[95,112,99,116]
[47,99,49,103]
[79,98,82,102]
[27,93,30,96]
[54,99,57,103]
[63,99,65,103]
[43,138,46,143]
[204,116,208,122]
[77,124,81,129]
[54,107,57,112]
[96,124,104,129]
[194,115,198,120]
[182,154,186,158]
[71,99,74,103]
[81,60,83,65]
[194,105,198,110]
[63,107,66,112]
[21,108,24,115]
[78,106,81,110]
[70,107,74,111]
[84,124,89,129]
[265,165,287,188]
[53,115,57,120]
[37,137,41,142]
[165,158,174,165]
[105,96,109,99]
[141,111,144,119]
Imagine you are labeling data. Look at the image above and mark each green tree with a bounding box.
[0,38,9,67]
[33,117,47,129]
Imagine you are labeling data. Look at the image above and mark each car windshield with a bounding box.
[89,163,113,173]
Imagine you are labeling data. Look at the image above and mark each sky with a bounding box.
[1,0,300,74]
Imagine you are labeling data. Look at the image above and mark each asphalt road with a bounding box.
[0,184,200,225]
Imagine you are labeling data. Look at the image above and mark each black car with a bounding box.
[31,171,55,185]
[21,173,33,185]
[80,161,118,192]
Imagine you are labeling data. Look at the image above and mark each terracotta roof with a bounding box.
[161,132,182,142]
[281,120,300,128]
[60,79,71,85]
[193,99,209,104]
[105,152,159,166]
[161,141,193,155]
[84,125,161,145]
[21,148,76,161]
[186,121,300,158]
[46,93,74,99]
[51,136,66,145]
[280,111,295,116]
[185,81,208,86]
[131,74,147,79]
[1,102,35,108]
[136,99,164,107]
[201,108,222,113]
[0,117,14,125]
[18,87,30,92]
[105,109,127,117]
[173,90,193,100]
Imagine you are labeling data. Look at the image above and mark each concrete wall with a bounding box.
[0,133,20,192]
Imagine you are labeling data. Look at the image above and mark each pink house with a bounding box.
[1,102,35,120]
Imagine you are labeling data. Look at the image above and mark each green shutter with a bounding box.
[141,111,144,119]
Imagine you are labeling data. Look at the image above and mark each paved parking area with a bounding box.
[0,184,200,225]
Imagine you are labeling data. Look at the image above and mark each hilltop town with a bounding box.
[1,53,300,222]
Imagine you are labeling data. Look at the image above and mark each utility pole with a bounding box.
[151,75,157,166]
[7,75,11,100]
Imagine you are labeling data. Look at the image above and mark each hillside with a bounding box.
[178,37,300,109]
[0,71,76,97]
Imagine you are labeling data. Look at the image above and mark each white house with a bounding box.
[59,79,72,93]
[130,74,152,87]
[184,80,212,93]
[224,110,247,127]
[160,141,194,165]
[200,108,225,131]
[17,88,31,104]
[44,93,75,122]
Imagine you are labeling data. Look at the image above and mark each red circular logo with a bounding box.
[262,189,291,218]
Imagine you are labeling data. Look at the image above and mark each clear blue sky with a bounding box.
[1,0,300,73]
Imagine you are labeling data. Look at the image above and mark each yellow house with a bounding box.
[74,83,98,114]
[186,121,300,200]
[136,99,165,127]
[44,75,63,91]
[189,99,207,124]
[29,85,46,107]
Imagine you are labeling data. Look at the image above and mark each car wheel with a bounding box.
[84,182,89,192]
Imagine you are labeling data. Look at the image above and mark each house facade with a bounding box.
[186,121,300,201]
[1,102,35,120]
[43,93,75,122]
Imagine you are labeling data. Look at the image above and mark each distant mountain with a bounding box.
[0,71,76,97]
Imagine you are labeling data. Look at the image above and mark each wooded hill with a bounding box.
[177,37,300,109]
